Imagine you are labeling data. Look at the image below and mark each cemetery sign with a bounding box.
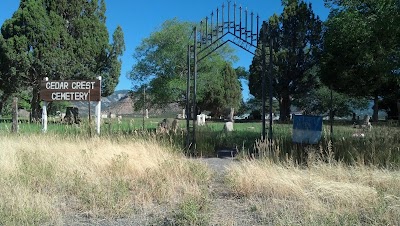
[40,80,101,101]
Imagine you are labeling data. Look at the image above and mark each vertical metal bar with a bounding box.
[256,14,259,44]
[193,26,198,155]
[261,24,266,142]
[186,45,191,149]
[239,6,242,39]
[268,30,274,148]
[251,12,254,44]
[228,1,231,31]
[234,3,236,35]
[205,17,208,43]
[216,8,219,38]
[200,20,203,45]
[210,11,213,42]
[222,3,224,30]
[245,8,248,41]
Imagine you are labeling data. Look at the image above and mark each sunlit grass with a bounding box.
[0,134,211,225]
[226,150,400,225]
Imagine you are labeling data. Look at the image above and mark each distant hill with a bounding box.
[73,90,131,116]
[74,90,182,117]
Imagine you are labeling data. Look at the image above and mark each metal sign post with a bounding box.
[95,76,102,135]
[42,77,49,133]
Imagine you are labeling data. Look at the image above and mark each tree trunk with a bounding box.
[30,85,41,122]
[229,107,234,122]
[279,94,291,122]
[372,96,379,122]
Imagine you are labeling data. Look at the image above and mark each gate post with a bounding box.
[186,45,191,149]
[193,26,198,155]
[261,23,266,141]
[268,28,274,151]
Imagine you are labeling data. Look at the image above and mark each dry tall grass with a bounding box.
[0,134,211,225]
[226,156,400,225]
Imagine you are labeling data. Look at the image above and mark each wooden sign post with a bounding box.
[40,77,102,134]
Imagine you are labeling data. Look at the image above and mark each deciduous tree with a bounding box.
[129,19,239,114]
[321,0,400,122]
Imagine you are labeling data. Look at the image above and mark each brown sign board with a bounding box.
[40,80,101,101]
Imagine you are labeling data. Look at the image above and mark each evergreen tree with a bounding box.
[0,0,125,120]
[249,0,323,121]
[198,63,242,117]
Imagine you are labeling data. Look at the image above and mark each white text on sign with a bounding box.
[51,92,89,101]
[45,81,96,90]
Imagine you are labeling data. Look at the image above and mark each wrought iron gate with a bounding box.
[186,1,274,154]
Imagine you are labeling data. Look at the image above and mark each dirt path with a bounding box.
[63,158,262,226]
[198,158,261,226]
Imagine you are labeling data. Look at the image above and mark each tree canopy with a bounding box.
[197,63,242,116]
[249,0,323,121]
[293,85,369,118]
[129,19,241,115]
[321,0,400,121]
[0,0,125,119]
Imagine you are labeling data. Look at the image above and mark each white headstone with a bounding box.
[197,115,202,126]
[224,121,234,132]
[201,114,206,125]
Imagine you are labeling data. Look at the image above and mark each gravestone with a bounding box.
[171,119,179,133]
[158,118,171,133]
[360,115,372,131]
[64,107,80,124]
[197,114,206,126]
[223,121,234,132]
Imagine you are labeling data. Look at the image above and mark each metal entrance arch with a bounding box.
[186,1,274,154]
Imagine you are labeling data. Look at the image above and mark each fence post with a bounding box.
[11,97,18,133]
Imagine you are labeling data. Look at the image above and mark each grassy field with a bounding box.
[1,117,400,166]
[226,158,400,225]
[0,134,211,225]
[0,133,399,225]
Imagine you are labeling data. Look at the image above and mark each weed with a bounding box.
[171,195,209,226]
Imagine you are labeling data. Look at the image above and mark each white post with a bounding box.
[95,76,102,135]
[42,77,48,133]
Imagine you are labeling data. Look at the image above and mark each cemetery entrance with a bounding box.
[186,2,274,154]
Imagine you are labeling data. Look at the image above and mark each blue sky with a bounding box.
[0,0,329,99]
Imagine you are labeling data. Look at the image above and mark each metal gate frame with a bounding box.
[186,2,274,154]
